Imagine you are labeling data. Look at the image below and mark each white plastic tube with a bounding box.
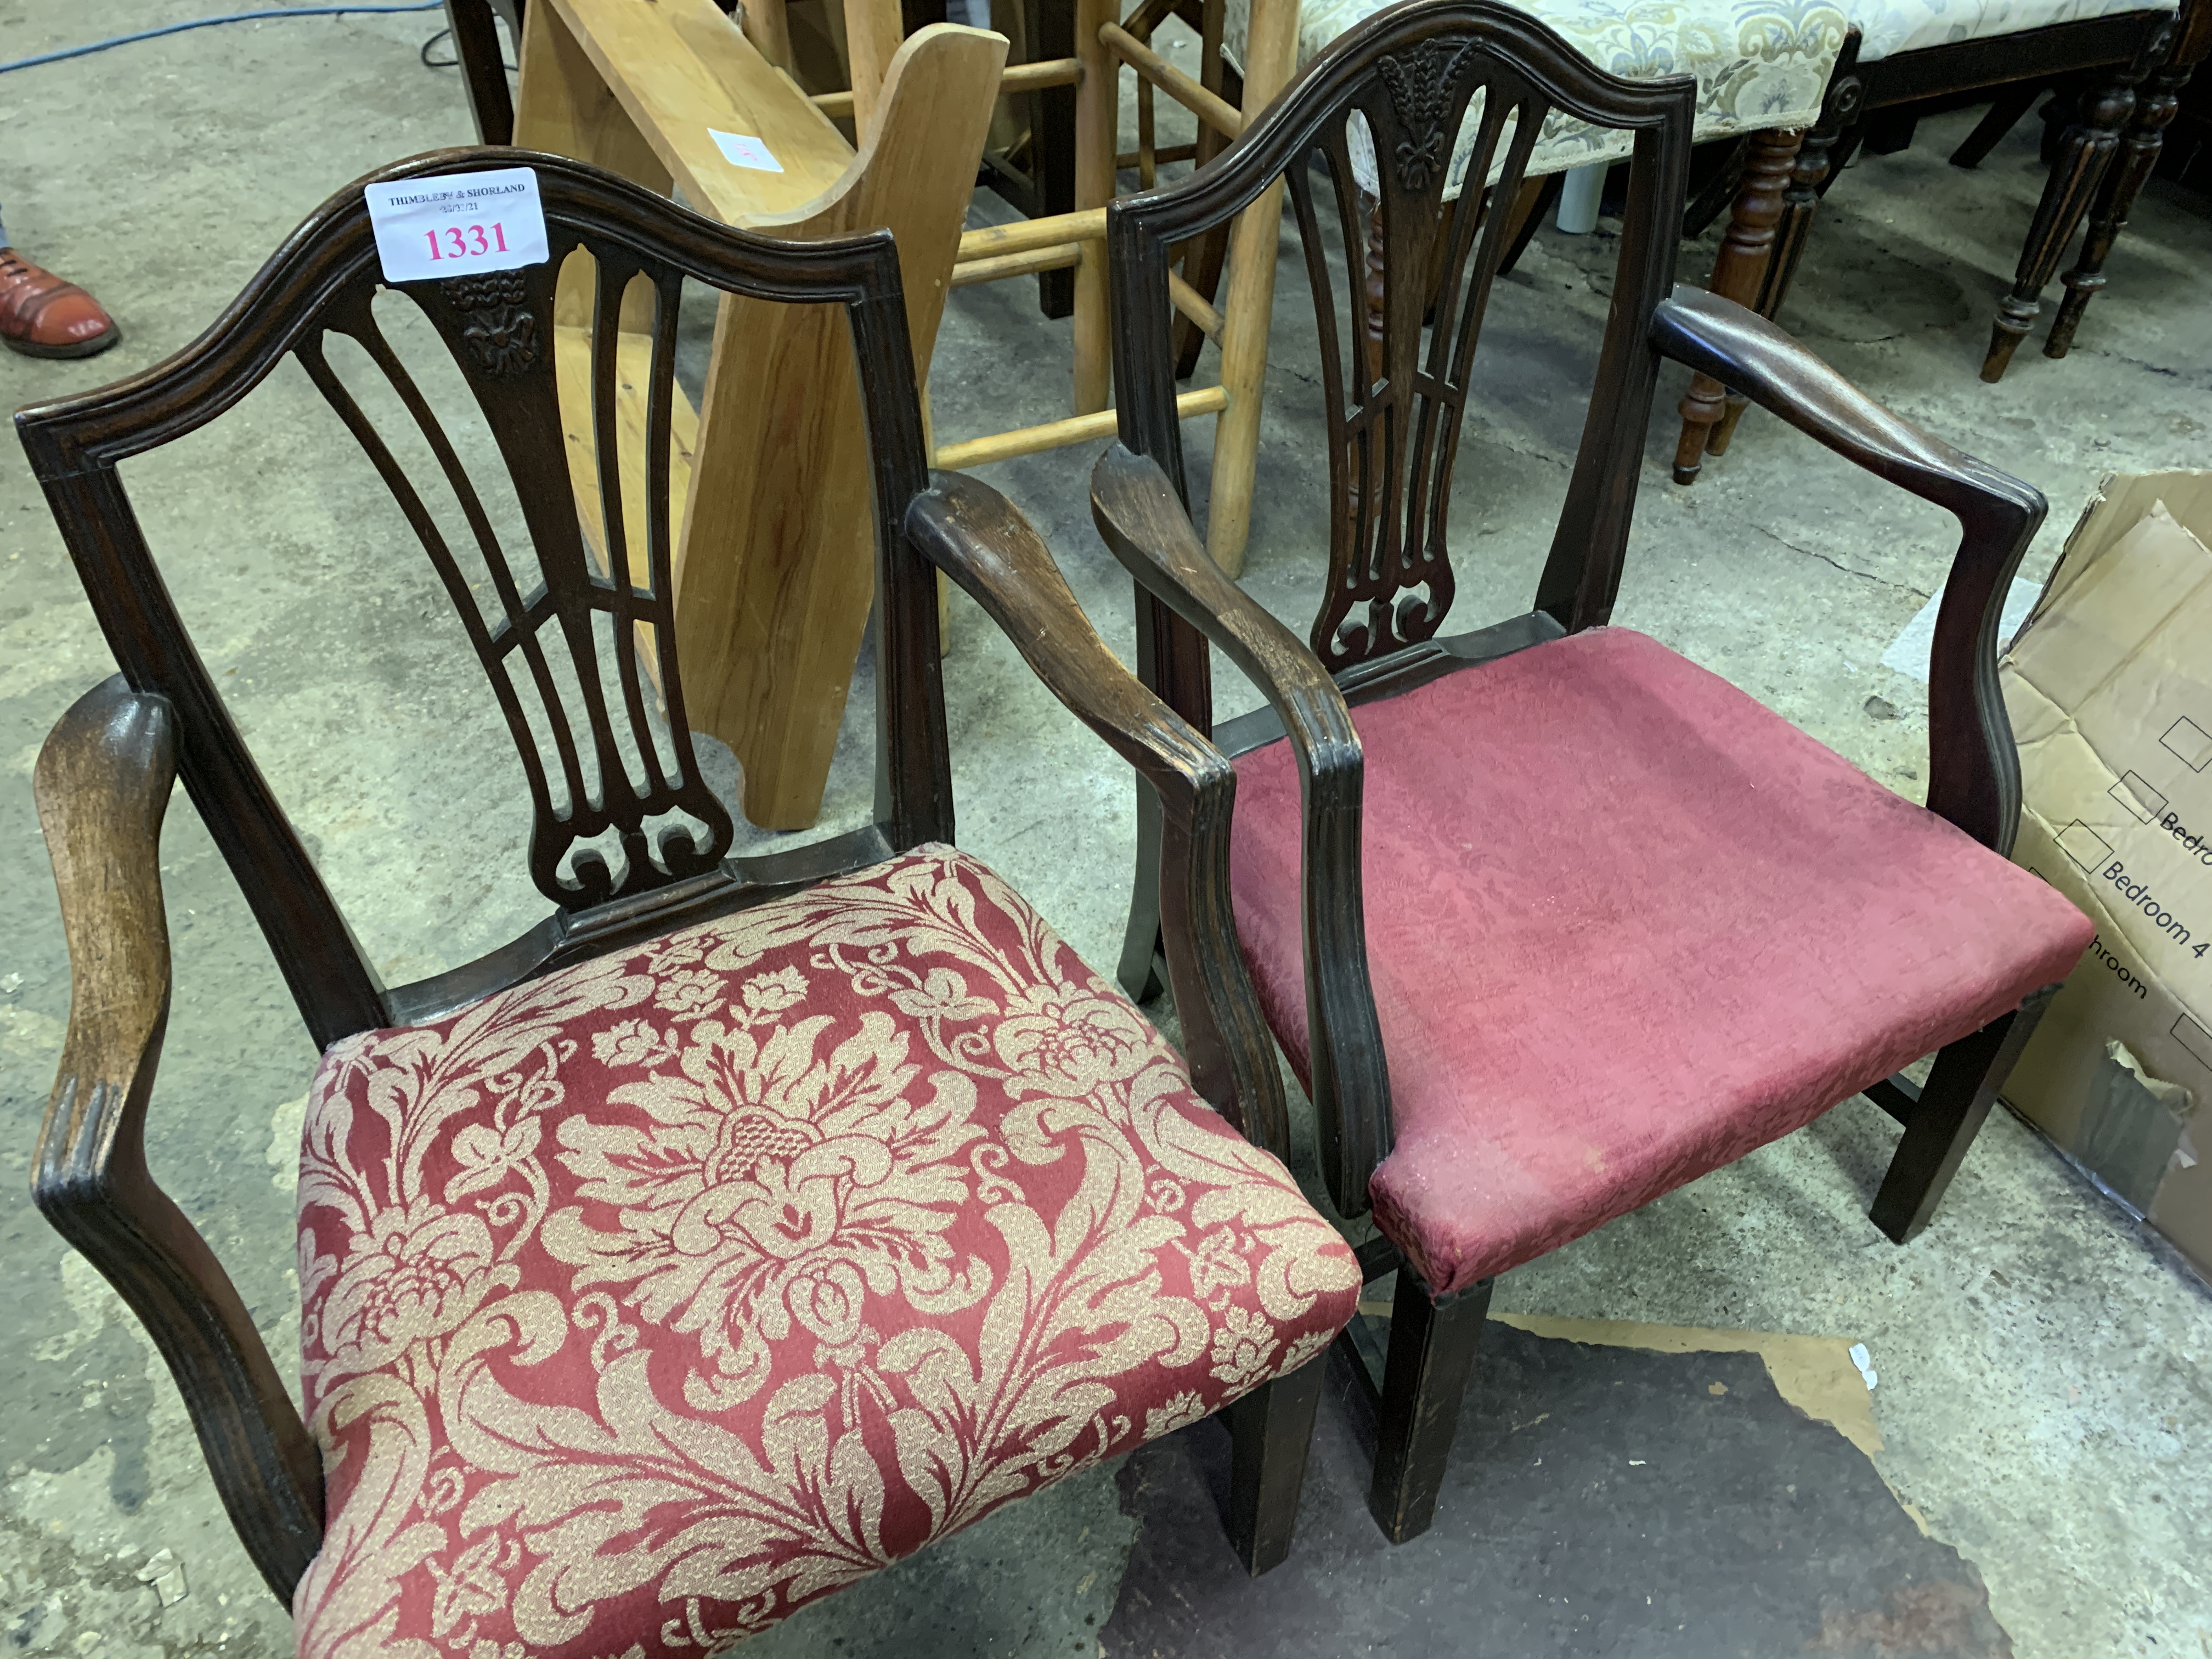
[1555,161,1603,235]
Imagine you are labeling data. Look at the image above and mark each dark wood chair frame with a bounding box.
[1088,0,2064,1549]
[444,0,525,146]
[22,148,1324,1608]
[1677,1,2185,479]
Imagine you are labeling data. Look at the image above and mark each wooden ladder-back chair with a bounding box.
[20,151,1363,1653]
[1088,0,2096,1550]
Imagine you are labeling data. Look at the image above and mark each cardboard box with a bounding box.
[2001,471,2212,1278]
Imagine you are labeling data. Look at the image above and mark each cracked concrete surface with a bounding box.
[0,2,2208,1655]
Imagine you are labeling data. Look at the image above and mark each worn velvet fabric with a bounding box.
[1229,627,2094,1299]
[291,846,1361,1658]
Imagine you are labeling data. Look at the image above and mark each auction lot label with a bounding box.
[366,168,550,284]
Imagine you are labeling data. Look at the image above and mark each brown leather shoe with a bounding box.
[0,249,119,358]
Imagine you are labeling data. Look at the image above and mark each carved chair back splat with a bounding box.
[17,149,949,1055]
[1097,1,1694,1209]
[1109,0,1695,691]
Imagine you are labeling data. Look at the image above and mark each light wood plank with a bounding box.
[555,323,699,591]
[546,0,853,221]
[672,24,1007,827]
[517,0,673,334]
[741,0,795,70]
[523,0,1003,827]
[843,0,907,142]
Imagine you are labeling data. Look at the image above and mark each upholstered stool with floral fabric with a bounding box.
[291,847,1359,1657]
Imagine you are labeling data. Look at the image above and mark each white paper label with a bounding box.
[709,129,784,173]
[364,167,549,285]
[1848,1341,1878,1391]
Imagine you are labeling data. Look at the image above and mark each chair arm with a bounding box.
[905,473,1293,1154]
[32,677,324,1601]
[1650,286,2047,854]
[1088,443,1391,1218]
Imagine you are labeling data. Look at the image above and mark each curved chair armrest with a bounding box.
[906,473,1294,1156]
[32,677,324,1600]
[1088,443,1390,1218]
[1650,286,2047,854]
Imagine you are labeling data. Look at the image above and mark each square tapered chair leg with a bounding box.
[1227,1350,1328,1574]
[1369,1270,1493,1545]
[1871,983,2061,1243]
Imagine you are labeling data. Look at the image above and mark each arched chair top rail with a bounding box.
[13,145,938,1052]
[15,148,907,478]
[1107,0,1698,245]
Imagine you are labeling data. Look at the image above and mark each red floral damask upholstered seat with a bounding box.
[1229,627,2095,1300]
[290,847,1361,1658]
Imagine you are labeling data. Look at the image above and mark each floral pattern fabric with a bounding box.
[1224,0,1848,193]
[291,846,1361,1659]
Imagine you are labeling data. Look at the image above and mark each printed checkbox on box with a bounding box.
[2058,820,2115,873]
[2174,1014,2212,1074]
[2111,771,2169,823]
[2162,715,2212,774]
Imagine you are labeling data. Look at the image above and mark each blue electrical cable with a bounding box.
[0,3,445,76]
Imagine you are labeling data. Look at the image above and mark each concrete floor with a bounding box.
[0,1,2209,1654]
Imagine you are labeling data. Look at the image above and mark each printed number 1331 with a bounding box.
[426,222,510,261]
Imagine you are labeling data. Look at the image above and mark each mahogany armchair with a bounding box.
[1090,0,2096,1548]
[21,151,1362,1655]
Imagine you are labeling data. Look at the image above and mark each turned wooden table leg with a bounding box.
[1981,76,2137,381]
[1705,105,1849,458]
[2044,55,2190,358]
[1672,126,1802,485]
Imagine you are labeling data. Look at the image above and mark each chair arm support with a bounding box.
[1088,443,1391,1217]
[1650,287,2046,854]
[904,472,1291,1155]
[32,677,324,1602]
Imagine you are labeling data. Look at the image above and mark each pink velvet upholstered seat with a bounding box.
[290,847,1359,1658]
[1228,627,2094,1300]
